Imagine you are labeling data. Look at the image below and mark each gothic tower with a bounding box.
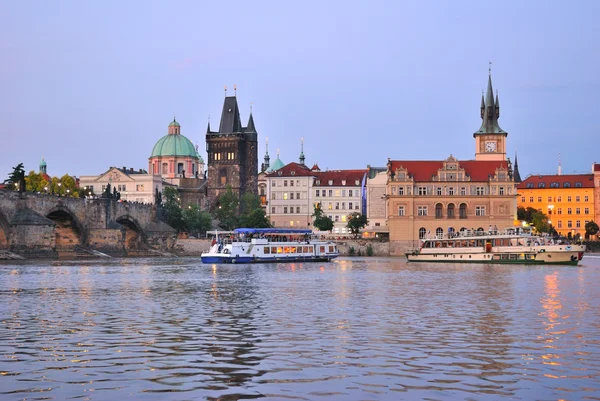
[474,68,508,161]
[206,91,258,205]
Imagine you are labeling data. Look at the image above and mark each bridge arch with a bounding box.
[115,215,145,250]
[0,209,9,249]
[45,206,85,251]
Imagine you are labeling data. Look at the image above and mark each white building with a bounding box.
[79,167,164,204]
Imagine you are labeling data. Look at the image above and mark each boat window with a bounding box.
[320,246,325,253]
[297,247,302,254]
[277,247,283,254]
[264,247,270,254]
[308,246,314,253]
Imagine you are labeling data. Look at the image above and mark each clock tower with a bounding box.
[474,69,507,161]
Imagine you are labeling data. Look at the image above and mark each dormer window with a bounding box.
[538,182,546,188]
[563,182,571,188]
[328,180,333,185]
[315,180,320,185]
[526,183,534,188]
[342,180,346,186]
[355,180,360,185]
[575,182,582,187]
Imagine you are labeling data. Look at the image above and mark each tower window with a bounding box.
[219,168,227,186]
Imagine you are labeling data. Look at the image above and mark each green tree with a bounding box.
[585,220,599,239]
[347,212,368,238]
[4,163,25,192]
[60,174,78,197]
[517,206,550,233]
[25,171,47,193]
[239,193,271,228]
[215,186,239,230]
[312,204,334,232]
[183,203,213,236]
[162,187,185,231]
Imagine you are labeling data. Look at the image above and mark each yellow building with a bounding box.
[517,174,595,239]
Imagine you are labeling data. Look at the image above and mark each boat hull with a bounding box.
[201,255,338,264]
[406,250,584,265]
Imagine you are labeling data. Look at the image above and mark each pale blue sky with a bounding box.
[1,0,599,180]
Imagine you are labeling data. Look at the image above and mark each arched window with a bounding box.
[177,163,184,175]
[436,227,443,238]
[447,203,455,218]
[419,227,427,239]
[459,203,467,218]
[162,163,168,175]
[219,168,228,186]
[260,186,265,196]
[435,203,443,218]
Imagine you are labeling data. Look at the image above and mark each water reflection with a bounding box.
[0,257,599,400]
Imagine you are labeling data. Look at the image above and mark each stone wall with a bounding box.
[88,228,125,255]
[175,238,211,256]
[9,225,56,257]
[334,239,389,256]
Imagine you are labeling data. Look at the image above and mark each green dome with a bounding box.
[169,118,180,127]
[151,134,198,157]
[268,156,285,172]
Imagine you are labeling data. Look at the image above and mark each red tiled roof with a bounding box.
[311,163,320,171]
[265,162,315,177]
[517,174,594,189]
[388,160,510,182]
[313,169,368,187]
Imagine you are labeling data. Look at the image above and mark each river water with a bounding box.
[1,256,600,401]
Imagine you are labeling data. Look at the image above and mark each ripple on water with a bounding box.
[1,257,600,400]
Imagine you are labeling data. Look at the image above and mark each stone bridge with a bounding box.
[0,190,175,258]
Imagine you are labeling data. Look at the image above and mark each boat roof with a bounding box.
[234,228,312,235]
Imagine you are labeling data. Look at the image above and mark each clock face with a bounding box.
[485,141,497,152]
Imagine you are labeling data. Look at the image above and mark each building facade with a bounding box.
[206,95,258,206]
[79,167,164,204]
[386,72,517,254]
[517,173,595,238]
[595,163,600,229]
[266,162,315,228]
[364,166,388,238]
[312,169,367,234]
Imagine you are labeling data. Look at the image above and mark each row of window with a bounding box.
[315,189,358,197]
[391,186,509,196]
[398,204,485,217]
[315,202,360,211]
[550,207,590,215]
[522,195,589,203]
[271,206,306,214]
[155,162,197,175]
[315,179,361,186]
[418,227,485,239]
[556,220,590,229]
[272,192,305,200]
[272,180,307,187]
[212,152,235,161]
[98,184,146,192]
[525,181,584,188]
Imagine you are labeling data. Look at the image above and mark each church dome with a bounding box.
[268,155,285,172]
[151,134,197,157]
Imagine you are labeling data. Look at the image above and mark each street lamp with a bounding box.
[66,189,70,196]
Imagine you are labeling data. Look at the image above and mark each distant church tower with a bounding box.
[39,159,47,175]
[206,87,258,205]
[474,66,507,161]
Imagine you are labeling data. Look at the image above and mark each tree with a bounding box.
[312,204,334,232]
[162,187,185,231]
[4,163,25,192]
[183,203,213,236]
[239,193,271,228]
[585,220,599,239]
[25,171,47,193]
[60,174,78,197]
[215,186,239,230]
[517,206,550,233]
[347,212,368,238]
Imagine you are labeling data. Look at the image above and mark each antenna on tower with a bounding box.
[234,84,237,96]
[558,153,562,176]
[224,85,227,96]
[489,61,492,75]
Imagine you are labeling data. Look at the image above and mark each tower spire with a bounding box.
[474,67,505,136]
[262,137,270,172]
[299,137,305,165]
[513,151,522,183]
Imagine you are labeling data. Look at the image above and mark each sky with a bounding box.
[1,0,599,180]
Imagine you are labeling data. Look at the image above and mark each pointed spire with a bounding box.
[480,91,485,119]
[246,112,256,132]
[474,67,505,136]
[206,115,211,133]
[513,151,522,183]
[262,137,270,172]
[299,137,305,165]
[218,95,242,133]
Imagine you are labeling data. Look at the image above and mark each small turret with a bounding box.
[168,117,181,135]
[299,137,305,166]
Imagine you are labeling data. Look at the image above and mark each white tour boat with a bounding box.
[201,228,339,264]
[406,228,585,265]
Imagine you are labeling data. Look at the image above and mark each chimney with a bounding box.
[122,166,126,171]
[130,168,134,173]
